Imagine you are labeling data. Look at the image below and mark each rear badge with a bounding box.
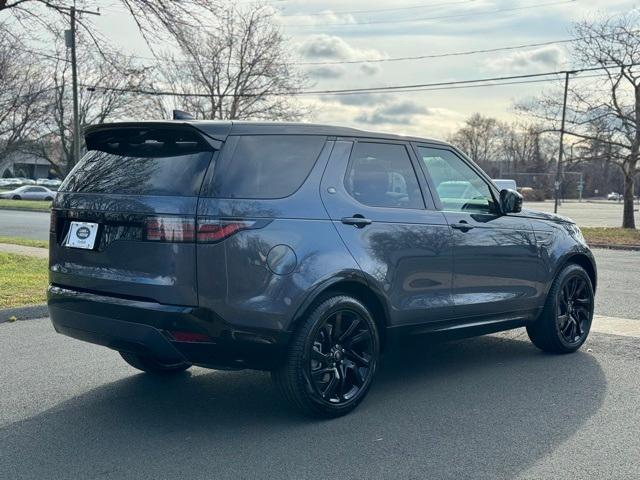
[65,221,99,250]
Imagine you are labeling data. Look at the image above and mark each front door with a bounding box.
[321,140,454,327]
[414,144,544,321]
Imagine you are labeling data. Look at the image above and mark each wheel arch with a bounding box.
[290,275,391,349]
[557,252,597,292]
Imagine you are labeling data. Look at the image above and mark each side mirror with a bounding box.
[500,188,523,214]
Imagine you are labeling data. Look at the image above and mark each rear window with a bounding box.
[209,135,326,199]
[61,127,214,196]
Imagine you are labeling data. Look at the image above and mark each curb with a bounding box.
[589,243,640,251]
[0,304,48,323]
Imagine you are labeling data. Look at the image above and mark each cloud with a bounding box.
[298,34,385,61]
[327,93,388,106]
[379,100,429,116]
[306,65,345,79]
[486,45,566,72]
[355,100,433,126]
[359,63,381,75]
[301,95,466,139]
[277,10,357,28]
[298,34,386,78]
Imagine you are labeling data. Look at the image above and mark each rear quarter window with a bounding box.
[209,135,326,199]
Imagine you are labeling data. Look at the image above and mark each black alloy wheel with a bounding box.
[527,264,594,354]
[556,275,593,345]
[308,308,375,404]
[273,295,380,418]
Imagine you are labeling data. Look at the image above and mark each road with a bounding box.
[1,318,639,479]
[0,200,637,241]
[593,248,640,320]
[0,209,49,240]
[525,200,638,227]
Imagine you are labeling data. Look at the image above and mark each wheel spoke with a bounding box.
[347,329,371,346]
[338,318,360,343]
[333,311,343,341]
[338,363,348,399]
[558,314,570,328]
[311,348,331,364]
[574,314,584,336]
[561,316,573,336]
[312,367,334,377]
[322,370,339,398]
[345,348,370,367]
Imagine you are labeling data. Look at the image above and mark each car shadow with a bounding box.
[1,334,606,480]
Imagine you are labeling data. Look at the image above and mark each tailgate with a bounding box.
[49,125,217,306]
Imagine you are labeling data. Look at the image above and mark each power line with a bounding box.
[80,64,635,98]
[277,0,477,17]
[297,38,576,66]
[282,0,577,28]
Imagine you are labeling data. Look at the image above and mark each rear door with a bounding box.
[50,125,217,306]
[321,139,453,327]
[414,144,544,320]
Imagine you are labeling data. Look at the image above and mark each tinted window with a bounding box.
[210,135,326,199]
[345,142,424,209]
[417,147,496,213]
[62,128,214,196]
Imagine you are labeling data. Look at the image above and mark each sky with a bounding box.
[86,0,638,140]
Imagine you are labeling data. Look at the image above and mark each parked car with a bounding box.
[48,121,596,417]
[36,178,62,191]
[0,185,56,201]
[0,178,24,188]
[492,179,517,191]
[607,192,622,201]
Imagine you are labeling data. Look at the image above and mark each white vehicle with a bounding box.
[0,185,56,201]
[493,179,517,191]
[607,192,622,201]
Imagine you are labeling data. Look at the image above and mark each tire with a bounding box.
[272,295,380,418]
[12,195,20,200]
[119,351,191,374]
[527,264,594,354]
[44,196,53,201]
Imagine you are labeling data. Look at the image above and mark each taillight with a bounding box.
[144,216,195,242]
[50,210,57,233]
[196,219,256,243]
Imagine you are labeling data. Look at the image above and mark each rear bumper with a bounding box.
[48,285,290,370]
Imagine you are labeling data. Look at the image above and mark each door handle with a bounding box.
[341,216,372,228]
[451,221,474,231]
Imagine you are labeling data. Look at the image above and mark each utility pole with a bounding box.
[554,71,575,214]
[59,3,100,167]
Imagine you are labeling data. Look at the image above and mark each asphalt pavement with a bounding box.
[0,209,49,240]
[1,318,639,479]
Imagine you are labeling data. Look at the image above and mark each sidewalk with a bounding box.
[0,243,48,259]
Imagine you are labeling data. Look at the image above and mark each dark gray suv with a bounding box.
[48,121,596,417]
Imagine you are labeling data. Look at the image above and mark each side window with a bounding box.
[345,142,424,209]
[417,146,496,214]
[210,135,326,199]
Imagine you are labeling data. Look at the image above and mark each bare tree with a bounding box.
[0,0,221,53]
[449,114,505,169]
[27,29,150,176]
[0,22,50,160]
[520,13,640,228]
[150,3,308,121]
